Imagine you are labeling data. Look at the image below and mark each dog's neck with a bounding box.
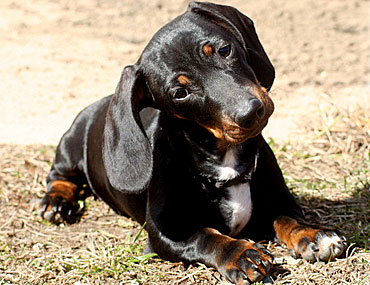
[167,116,262,186]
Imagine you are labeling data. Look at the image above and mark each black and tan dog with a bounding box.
[39,2,346,284]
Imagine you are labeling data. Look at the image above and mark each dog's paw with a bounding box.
[220,240,274,284]
[39,181,81,224]
[300,230,346,262]
[274,216,347,263]
[315,230,347,261]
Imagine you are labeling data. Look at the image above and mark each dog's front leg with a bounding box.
[149,227,273,284]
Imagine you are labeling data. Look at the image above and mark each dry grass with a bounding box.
[0,99,369,284]
[269,96,370,284]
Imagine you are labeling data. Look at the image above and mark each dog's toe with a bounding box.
[314,231,347,261]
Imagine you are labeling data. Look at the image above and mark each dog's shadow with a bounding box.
[298,185,369,248]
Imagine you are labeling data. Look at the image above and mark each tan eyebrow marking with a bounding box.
[202,44,213,56]
[177,75,191,85]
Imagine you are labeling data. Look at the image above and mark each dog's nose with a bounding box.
[234,99,264,127]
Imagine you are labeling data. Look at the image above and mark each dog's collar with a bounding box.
[215,149,259,189]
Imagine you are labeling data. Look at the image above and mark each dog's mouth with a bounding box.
[206,117,269,144]
[207,86,274,144]
[206,101,273,144]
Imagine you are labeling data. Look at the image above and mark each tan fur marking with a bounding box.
[175,114,187,120]
[200,228,234,259]
[202,44,213,56]
[207,127,225,140]
[274,216,320,253]
[177,75,191,85]
[202,116,250,144]
[48,180,78,201]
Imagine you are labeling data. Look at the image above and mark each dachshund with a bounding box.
[39,2,346,284]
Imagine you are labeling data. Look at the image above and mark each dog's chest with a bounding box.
[221,182,253,237]
[217,148,253,237]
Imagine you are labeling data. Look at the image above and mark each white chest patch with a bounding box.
[215,147,253,236]
[225,182,253,237]
[218,148,239,181]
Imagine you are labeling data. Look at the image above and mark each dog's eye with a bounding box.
[218,45,231,57]
[173,88,189,100]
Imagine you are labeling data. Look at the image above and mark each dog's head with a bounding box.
[103,2,275,192]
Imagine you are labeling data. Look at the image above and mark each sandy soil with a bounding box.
[1,0,369,145]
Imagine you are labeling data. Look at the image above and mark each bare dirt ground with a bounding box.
[0,0,369,284]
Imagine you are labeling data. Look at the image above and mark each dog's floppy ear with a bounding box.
[188,2,275,90]
[103,65,153,192]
